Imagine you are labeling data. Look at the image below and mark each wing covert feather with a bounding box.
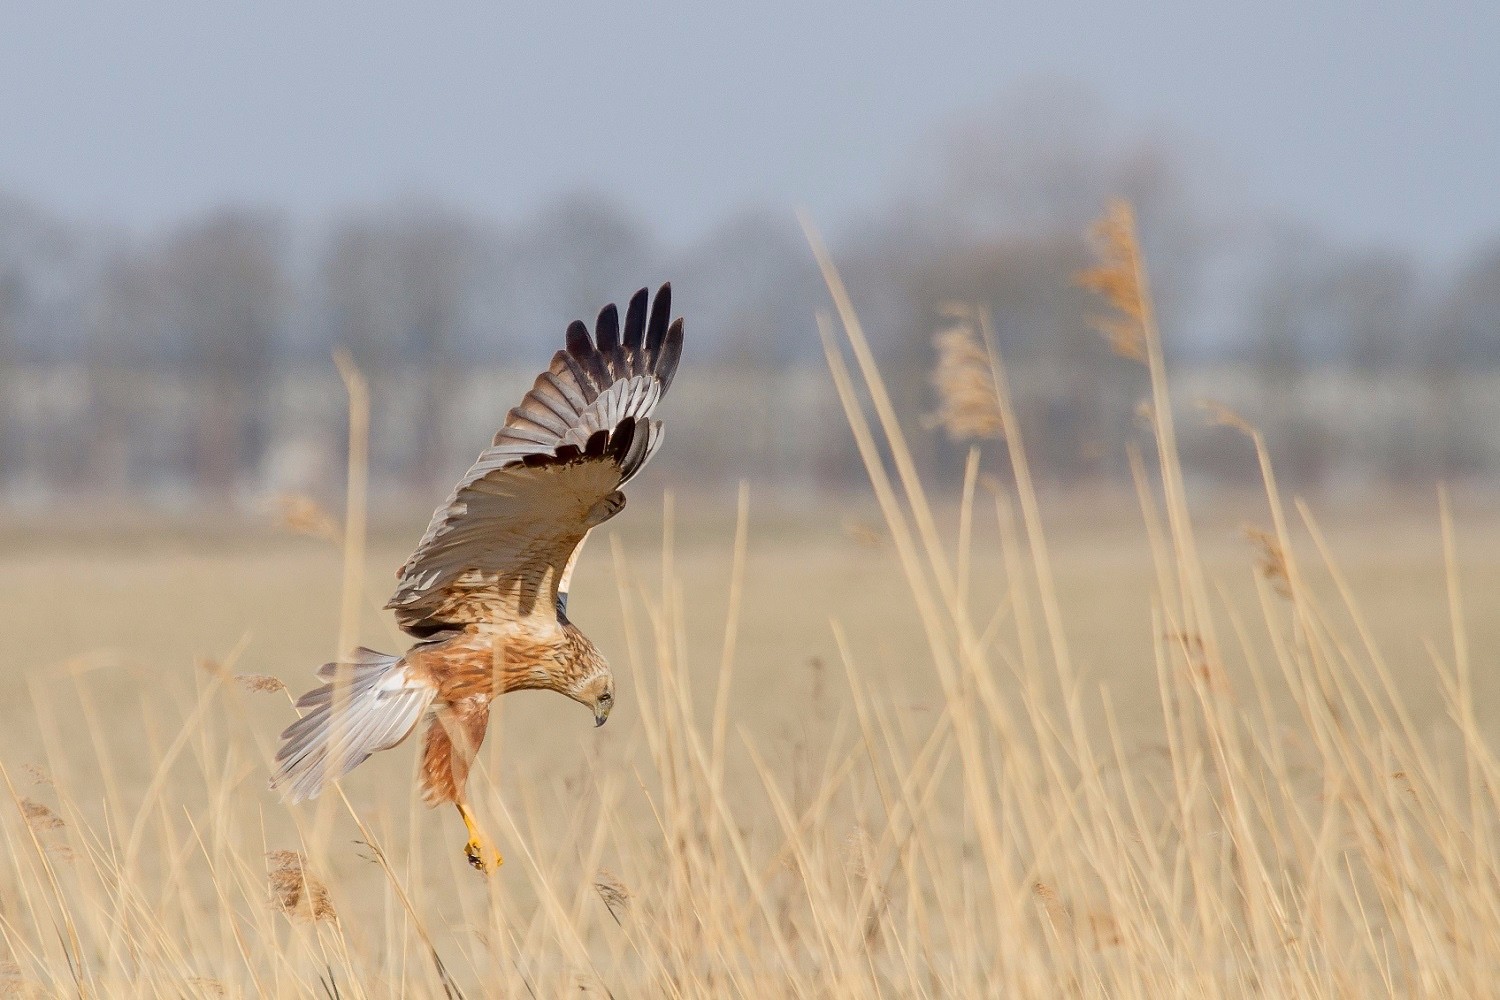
[388,283,683,636]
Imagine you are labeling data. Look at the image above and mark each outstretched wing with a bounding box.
[387,283,684,636]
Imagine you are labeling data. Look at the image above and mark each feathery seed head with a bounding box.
[266,850,337,923]
[595,869,631,922]
[925,304,1005,443]
[18,799,74,861]
[1076,199,1149,364]
[276,493,339,541]
[1244,526,1292,598]
[1196,398,1258,438]
[235,673,288,694]
[19,800,62,832]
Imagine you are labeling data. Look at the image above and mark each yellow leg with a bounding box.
[456,802,503,872]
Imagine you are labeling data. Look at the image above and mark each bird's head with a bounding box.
[569,670,615,728]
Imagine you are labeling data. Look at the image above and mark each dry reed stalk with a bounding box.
[310,348,363,849]
[710,481,752,789]
[1077,205,1254,935]
[1078,199,1215,649]
[801,211,961,609]
[813,225,1072,992]
[331,347,368,663]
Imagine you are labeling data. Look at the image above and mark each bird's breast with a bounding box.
[420,622,575,701]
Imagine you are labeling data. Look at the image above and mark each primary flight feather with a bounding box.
[271,283,683,871]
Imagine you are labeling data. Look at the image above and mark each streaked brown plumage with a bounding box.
[270,284,684,871]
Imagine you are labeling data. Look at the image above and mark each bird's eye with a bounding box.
[600,692,612,704]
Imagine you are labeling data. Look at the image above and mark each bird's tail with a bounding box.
[271,648,436,803]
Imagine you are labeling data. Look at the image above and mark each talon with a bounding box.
[464,839,503,872]
[457,802,502,872]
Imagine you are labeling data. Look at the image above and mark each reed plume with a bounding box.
[266,850,337,924]
[1074,198,1149,363]
[924,305,1004,442]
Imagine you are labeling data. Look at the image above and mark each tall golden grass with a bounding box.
[2,202,1497,996]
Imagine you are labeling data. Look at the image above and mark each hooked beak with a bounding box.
[594,704,611,728]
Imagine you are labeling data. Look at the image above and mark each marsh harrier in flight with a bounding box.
[272,284,683,871]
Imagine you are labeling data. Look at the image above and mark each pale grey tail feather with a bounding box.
[271,647,436,803]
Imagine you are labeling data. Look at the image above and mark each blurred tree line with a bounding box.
[2,88,1499,509]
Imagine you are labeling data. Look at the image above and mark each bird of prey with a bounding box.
[271,284,683,871]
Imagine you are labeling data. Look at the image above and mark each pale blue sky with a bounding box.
[2,2,1496,264]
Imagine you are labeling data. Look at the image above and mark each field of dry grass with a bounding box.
[3,207,1500,997]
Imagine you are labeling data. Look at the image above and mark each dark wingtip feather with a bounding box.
[646,283,672,356]
[565,320,593,359]
[567,318,610,386]
[657,317,684,391]
[622,288,649,350]
[595,303,620,354]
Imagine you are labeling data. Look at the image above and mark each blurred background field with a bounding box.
[4,4,1500,996]
[4,490,1500,753]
